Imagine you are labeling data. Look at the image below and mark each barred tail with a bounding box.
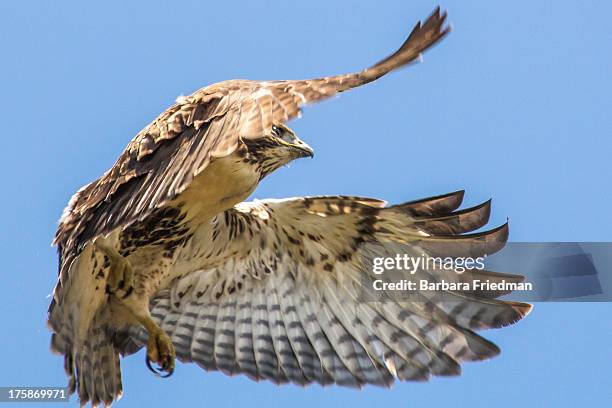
[50,312,123,407]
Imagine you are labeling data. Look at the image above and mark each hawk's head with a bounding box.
[243,123,314,179]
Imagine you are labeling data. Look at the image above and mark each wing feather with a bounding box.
[275,272,328,385]
[213,294,239,375]
[316,272,394,386]
[191,301,219,371]
[234,289,259,380]
[264,273,308,384]
[120,192,531,387]
[291,281,341,386]
[251,279,288,384]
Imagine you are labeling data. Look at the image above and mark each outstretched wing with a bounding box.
[54,7,450,259]
[121,191,531,386]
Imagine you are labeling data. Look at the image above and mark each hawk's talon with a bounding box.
[145,355,157,375]
[145,355,174,378]
[145,328,175,378]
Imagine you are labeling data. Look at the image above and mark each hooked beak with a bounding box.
[292,141,314,158]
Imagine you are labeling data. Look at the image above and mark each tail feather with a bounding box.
[77,324,122,407]
[50,310,122,407]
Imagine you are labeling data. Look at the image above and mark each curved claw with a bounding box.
[145,355,174,378]
[159,367,174,378]
[145,355,160,376]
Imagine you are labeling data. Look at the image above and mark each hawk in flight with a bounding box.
[48,7,531,407]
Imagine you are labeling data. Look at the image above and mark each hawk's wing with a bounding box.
[54,7,449,259]
[121,191,531,386]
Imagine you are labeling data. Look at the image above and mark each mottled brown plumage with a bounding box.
[48,8,530,408]
[52,7,449,261]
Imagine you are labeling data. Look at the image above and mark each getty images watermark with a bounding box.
[358,242,610,302]
[370,254,532,293]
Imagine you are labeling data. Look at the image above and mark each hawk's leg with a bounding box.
[94,240,175,376]
[111,291,176,377]
[93,241,134,299]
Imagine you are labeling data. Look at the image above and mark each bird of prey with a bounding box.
[48,7,531,407]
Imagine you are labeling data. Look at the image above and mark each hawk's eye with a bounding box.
[271,125,282,136]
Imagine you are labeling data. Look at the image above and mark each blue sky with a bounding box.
[1,0,611,406]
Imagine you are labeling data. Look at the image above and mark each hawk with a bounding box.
[48,7,531,407]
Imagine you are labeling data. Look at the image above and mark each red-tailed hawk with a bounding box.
[48,7,531,407]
